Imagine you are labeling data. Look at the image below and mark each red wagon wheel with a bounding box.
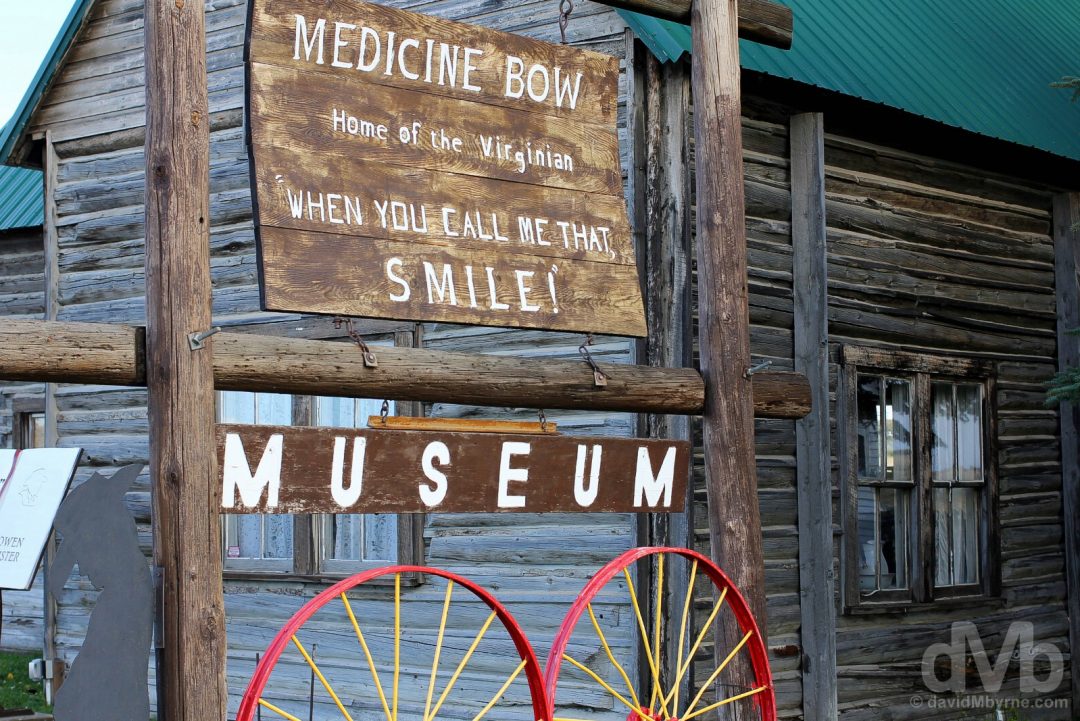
[237,565,548,721]
[544,547,775,721]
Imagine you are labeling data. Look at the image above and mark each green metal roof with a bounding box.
[0,163,43,231]
[0,0,94,167]
[619,0,1080,162]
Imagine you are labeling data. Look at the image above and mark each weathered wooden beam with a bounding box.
[791,112,838,720]
[594,0,792,49]
[692,0,765,715]
[0,320,811,418]
[1052,193,1080,715]
[144,0,227,716]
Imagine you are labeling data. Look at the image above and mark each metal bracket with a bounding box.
[334,317,378,368]
[187,326,221,351]
[745,359,772,378]
[153,565,165,649]
[578,335,608,387]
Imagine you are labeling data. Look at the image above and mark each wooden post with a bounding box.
[144,0,227,717]
[1052,193,1080,716]
[791,113,838,720]
[691,0,767,711]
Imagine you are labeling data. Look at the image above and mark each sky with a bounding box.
[0,0,76,128]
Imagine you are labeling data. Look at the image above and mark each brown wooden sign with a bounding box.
[246,0,646,336]
[217,424,689,513]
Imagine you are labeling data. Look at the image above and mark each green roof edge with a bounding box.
[1,0,96,167]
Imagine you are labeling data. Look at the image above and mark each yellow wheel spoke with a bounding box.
[662,587,729,711]
[470,658,528,721]
[341,593,393,721]
[258,698,303,721]
[622,567,668,718]
[683,630,754,717]
[649,553,664,712]
[392,574,401,721]
[587,604,641,709]
[425,581,455,721]
[669,560,698,717]
[292,635,354,721]
[562,654,654,721]
[427,611,498,721]
[680,686,767,721]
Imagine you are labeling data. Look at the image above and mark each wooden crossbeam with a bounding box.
[594,0,792,49]
[0,320,810,418]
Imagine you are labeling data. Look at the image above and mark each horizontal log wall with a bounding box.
[0,229,46,653]
[823,132,1069,718]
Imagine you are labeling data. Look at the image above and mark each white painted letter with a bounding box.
[573,444,602,507]
[504,56,525,99]
[497,441,530,508]
[293,14,326,64]
[331,22,357,68]
[386,257,411,302]
[222,432,283,509]
[633,446,676,508]
[356,26,381,72]
[420,441,450,507]
[424,261,457,305]
[330,436,367,507]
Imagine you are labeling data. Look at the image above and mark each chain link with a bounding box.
[333,316,378,368]
[380,399,390,422]
[538,408,548,432]
[578,334,607,387]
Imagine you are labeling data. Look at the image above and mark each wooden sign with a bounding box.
[0,448,81,590]
[217,424,689,513]
[246,0,646,336]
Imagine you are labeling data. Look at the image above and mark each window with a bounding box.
[219,330,424,578]
[11,400,46,450]
[842,347,998,609]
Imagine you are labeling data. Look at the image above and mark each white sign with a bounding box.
[0,448,81,590]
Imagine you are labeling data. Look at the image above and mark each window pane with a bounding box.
[952,488,980,585]
[931,383,956,483]
[364,514,397,561]
[28,413,46,449]
[220,392,255,423]
[256,393,292,425]
[331,515,362,560]
[318,397,355,427]
[934,487,952,587]
[857,486,877,591]
[885,379,912,483]
[956,384,983,483]
[857,376,883,479]
[878,488,908,589]
[237,516,263,559]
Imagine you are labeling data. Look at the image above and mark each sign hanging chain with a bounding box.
[333,317,378,368]
[579,334,608,387]
[558,0,574,44]
[538,408,548,432]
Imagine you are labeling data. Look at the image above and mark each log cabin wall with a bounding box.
[23,0,642,717]
[678,84,1072,718]
[0,226,46,652]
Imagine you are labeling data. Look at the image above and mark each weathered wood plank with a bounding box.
[590,0,792,48]
[1052,192,1080,715]
[790,112,837,720]
[0,320,812,418]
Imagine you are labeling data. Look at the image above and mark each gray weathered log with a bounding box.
[594,0,792,48]
[791,112,838,720]
[1052,192,1080,715]
[0,320,811,418]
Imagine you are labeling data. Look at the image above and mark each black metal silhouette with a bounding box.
[49,465,153,721]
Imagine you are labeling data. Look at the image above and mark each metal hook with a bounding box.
[744,359,772,378]
[558,0,574,44]
[334,317,378,368]
[188,326,221,351]
[578,334,608,387]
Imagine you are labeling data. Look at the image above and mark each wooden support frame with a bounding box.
[1052,193,1080,715]
[0,319,811,419]
[790,112,838,719]
[143,0,228,717]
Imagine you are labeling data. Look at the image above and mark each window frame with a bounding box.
[220,324,425,584]
[11,398,46,451]
[840,346,1000,612]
